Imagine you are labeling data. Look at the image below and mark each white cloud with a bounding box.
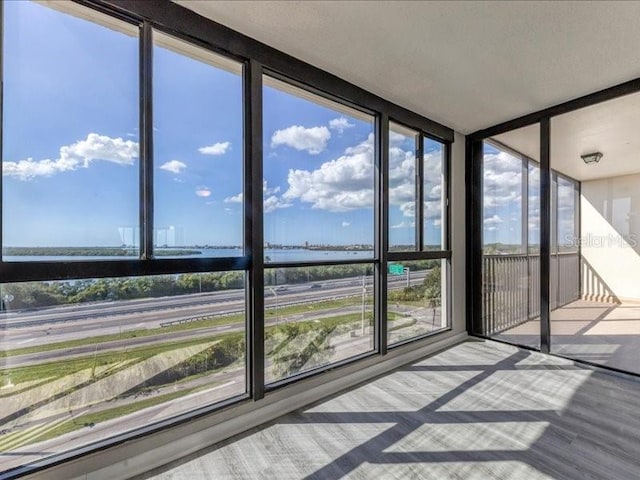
[283,133,374,211]
[482,150,529,238]
[387,141,445,224]
[391,221,415,229]
[329,117,355,133]
[483,151,523,209]
[264,195,292,213]
[3,157,77,180]
[341,221,351,227]
[484,214,504,225]
[3,133,139,181]
[160,160,186,174]
[399,202,415,219]
[198,141,231,156]
[263,180,280,196]
[224,192,243,203]
[271,125,330,155]
[65,133,138,167]
[389,130,408,146]
[224,181,292,213]
[195,187,212,197]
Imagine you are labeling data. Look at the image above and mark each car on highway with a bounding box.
[276,286,288,292]
[309,283,322,289]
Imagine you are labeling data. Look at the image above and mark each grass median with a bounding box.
[2,296,368,359]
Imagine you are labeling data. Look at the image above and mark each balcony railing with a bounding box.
[482,252,580,335]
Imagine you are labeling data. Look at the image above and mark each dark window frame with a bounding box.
[386,119,452,349]
[261,70,380,388]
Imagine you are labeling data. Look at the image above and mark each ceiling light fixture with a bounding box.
[581,152,602,165]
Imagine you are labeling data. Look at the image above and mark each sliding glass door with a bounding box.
[481,124,540,349]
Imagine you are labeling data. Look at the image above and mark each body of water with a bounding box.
[3,248,374,263]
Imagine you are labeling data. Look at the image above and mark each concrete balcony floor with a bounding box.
[496,299,640,375]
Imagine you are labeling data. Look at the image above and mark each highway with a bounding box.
[2,272,425,352]
[0,270,438,471]
[0,321,381,471]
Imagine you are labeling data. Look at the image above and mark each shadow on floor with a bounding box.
[133,340,640,479]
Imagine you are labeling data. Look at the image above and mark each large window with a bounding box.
[262,76,375,263]
[0,3,248,473]
[153,32,244,256]
[423,138,446,251]
[556,174,579,253]
[387,259,446,344]
[387,122,450,345]
[389,124,417,251]
[481,133,540,349]
[0,1,453,476]
[264,265,374,383]
[482,142,524,254]
[478,126,580,351]
[0,273,246,460]
[2,1,139,260]
[262,77,376,382]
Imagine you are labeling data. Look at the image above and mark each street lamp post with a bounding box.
[361,275,366,335]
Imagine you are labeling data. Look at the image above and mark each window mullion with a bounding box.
[377,113,389,355]
[416,135,425,250]
[0,1,4,260]
[540,117,551,353]
[140,22,154,259]
[443,141,452,252]
[246,59,265,400]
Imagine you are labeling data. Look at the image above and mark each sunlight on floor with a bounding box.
[384,421,550,452]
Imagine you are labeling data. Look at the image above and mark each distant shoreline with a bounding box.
[2,247,202,257]
[2,245,437,257]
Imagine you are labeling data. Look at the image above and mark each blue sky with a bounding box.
[3,1,139,247]
[262,82,375,246]
[2,1,444,250]
[483,142,577,249]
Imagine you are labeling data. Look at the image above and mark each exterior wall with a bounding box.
[451,131,467,334]
[581,173,640,302]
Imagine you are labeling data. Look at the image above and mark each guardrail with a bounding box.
[482,252,580,335]
[160,291,366,328]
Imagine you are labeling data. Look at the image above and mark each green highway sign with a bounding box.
[388,263,404,275]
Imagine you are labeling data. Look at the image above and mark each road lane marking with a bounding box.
[208,380,235,391]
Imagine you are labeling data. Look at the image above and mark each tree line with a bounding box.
[1,260,440,310]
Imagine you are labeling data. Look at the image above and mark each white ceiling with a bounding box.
[494,91,640,182]
[176,0,640,134]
